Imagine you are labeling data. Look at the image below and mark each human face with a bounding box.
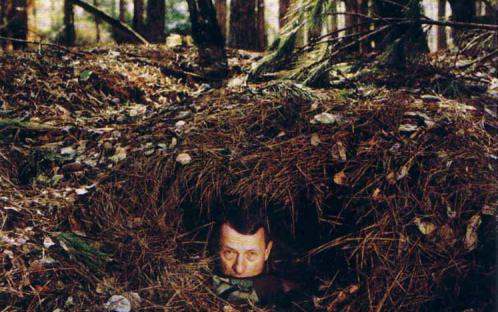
[219,223,273,278]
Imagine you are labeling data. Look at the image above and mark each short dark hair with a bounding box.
[218,208,271,244]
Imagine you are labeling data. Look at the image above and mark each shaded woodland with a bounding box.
[0,0,497,311]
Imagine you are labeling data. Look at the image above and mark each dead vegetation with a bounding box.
[0,44,496,311]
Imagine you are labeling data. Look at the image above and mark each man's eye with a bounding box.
[223,250,235,259]
[246,251,258,261]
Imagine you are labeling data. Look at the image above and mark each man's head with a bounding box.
[218,209,273,278]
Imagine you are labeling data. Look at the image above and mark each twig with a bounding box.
[0,35,86,56]
[453,48,498,70]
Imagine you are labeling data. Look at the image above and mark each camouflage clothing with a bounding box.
[212,274,287,306]
[212,274,260,304]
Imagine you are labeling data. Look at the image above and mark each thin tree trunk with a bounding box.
[257,0,266,50]
[215,0,227,40]
[133,0,144,34]
[63,0,76,46]
[145,0,165,43]
[437,0,447,50]
[344,0,358,36]
[119,0,126,22]
[94,0,101,42]
[0,0,7,48]
[476,0,482,15]
[111,0,117,18]
[8,0,28,49]
[358,0,370,52]
[186,0,228,79]
[279,0,290,29]
[229,0,258,50]
[328,0,337,38]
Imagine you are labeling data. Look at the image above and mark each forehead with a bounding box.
[220,224,266,250]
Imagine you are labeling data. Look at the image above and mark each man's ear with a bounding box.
[264,241,273,261]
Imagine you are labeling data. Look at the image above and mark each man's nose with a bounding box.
[233,255,245,274]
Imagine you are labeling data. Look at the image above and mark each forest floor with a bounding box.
[0,42,496,311]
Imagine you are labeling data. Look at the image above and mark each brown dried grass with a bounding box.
[78,88,496,311]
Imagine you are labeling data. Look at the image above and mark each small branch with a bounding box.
[453,49,498,70]
[0,35,86,55]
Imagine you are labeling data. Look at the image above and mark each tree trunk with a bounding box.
[257,0,266,50]
[229,0,258,50]
[448,0,476,48]
[437,0,447,50]
[345,0,358,36]
[358,0,370,52]
[63,0,76,46]
[94,0,101,42]
[448,0,476,23]
[484,0,495,16]
[373,0,428,68]
[0,0,8,48]
[145,0,165,43]
[8,0,28,49]
[215,0,227,40]
[328,0,337,38]
[111,0,117,18]
[186,0,228,79]
[132,0,144,34]
[279,0,290,29]
[476,0,482,15]
[119,0,126,22]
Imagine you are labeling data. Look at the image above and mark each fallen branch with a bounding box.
[453,48,498,70]
[68,0,149,45]
[0,35,86,55]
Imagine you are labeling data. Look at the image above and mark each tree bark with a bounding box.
[373,0,428,68]
[93,0,101,42]
[0,0,8,48]
[279,0,290,29]
[257,0,266,50]
[133,0,144,34]
[345,0,358,36]
[448,0,476,23]
[484,0,495,16]
[68,0,148,44]
[63,0,75,46]
[448,0,476,48]
[215,0,227,40]
[437,0,447,50]
[358,0,370,52]
[328,0,337,38]
[186,0,228,79]
[119,0,126,22]
[8,0,28,49]
[229,0,258,50]
[145,0,165,43]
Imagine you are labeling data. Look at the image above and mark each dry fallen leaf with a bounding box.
[464,213,481,251]
[311,133,321,146]
[333,171,347,185]
[176,153,192,165]
[414,217,437,235]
